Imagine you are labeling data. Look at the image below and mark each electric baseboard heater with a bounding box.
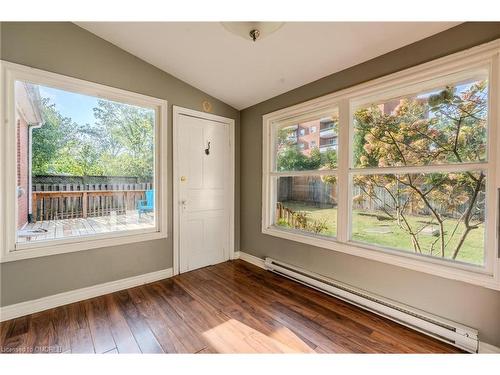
[264,257,479,353]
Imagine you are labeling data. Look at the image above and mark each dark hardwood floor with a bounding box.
[0,260,463,353]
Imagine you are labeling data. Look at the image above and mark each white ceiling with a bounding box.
[76,22,460,110]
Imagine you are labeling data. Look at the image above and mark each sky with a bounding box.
[416,80,485,100]
[38,85,99,126]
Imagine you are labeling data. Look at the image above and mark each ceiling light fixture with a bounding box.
[221,22,284,42]
[249,29,260,42]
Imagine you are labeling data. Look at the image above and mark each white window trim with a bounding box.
[0,61,168,263]
[262,39,500,290]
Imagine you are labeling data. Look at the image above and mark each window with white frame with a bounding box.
[350,72,489,267]
[1,62,168,261]
[262,41,500,288]
[273,109,339,238]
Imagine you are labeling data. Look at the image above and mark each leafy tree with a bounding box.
[52,142,105,176]
[32,97,155,181]
[353,80,487,261]
[32,98,77,175]
[92,99,154,180]
[277,146,312,171]
[276,125,337,172]
[276,146,326,171]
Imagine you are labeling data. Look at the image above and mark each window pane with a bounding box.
[351,171,486,265]
[274,110,339,171]
[15,81,156,245]
[275,176,337,237]
[353,78,488,168]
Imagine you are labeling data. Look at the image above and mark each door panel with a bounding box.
[178,114,230,273]
[203,124,226,190]
[183,211,226,271]
[186,123,204,189]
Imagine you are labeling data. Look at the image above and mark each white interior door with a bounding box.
[177,113,231,273]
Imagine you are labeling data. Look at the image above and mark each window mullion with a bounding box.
[336,98,350,243]
[487,52,500,273]
[350,163,489,176]
[269,170,337,177]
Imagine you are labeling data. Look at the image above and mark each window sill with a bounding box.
[1,229,167,263]
[262,226,500,291]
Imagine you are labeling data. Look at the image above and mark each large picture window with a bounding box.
[350,76,488,266]
[262,41,500,289]
[1,62,168,261]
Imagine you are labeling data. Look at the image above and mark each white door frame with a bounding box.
[172,106,236,275]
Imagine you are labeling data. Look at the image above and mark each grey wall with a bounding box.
[239,23,500,346]
[0,22,240,306]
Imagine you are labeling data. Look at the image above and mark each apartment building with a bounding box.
[283,117,338,155]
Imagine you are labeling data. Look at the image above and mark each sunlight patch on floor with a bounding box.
[202,319,313,353]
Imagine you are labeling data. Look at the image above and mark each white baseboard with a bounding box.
[4,253,498,353]
[478,341,500,353]
[238,251,500,354]
[238,251,266,269]
[0,268,173,322]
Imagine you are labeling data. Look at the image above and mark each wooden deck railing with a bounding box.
[32,190,148,222]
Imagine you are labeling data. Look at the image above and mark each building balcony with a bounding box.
[319,121,337,138]
[319,142,337,152]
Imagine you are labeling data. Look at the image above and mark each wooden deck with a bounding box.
[0,260,462,353]
[17,211,155,243]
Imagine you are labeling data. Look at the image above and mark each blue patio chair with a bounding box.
[137,190,154,217]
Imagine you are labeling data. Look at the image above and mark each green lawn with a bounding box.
[277,201,484,266]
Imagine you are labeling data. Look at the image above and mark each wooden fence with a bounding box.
[31,181,153,222]
[32,175,142,186]
[277,176,336,208]
[276,202,299,228]
[276,202,327,233]
[352,185,484,220]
